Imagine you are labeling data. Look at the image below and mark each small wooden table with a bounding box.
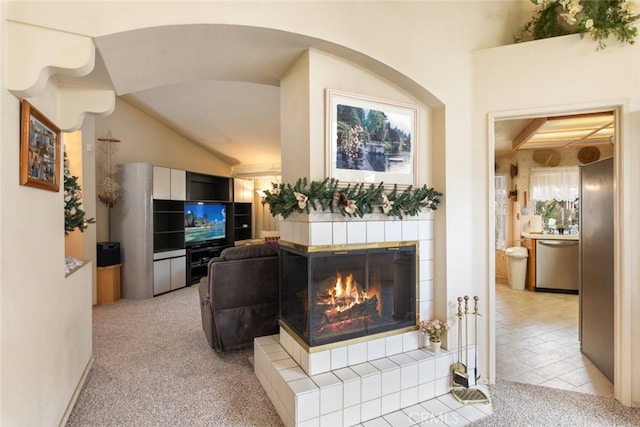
[97,264,122,304]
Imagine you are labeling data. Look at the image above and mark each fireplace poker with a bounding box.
[464,295,469,373]
[473,296,481,383]
[451,297,469,388]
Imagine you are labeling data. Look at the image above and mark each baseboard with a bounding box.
[59,355,94,427]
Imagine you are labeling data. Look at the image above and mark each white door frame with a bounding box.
[487,100,632,405]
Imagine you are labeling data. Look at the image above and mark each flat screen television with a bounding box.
[184,202,227,246]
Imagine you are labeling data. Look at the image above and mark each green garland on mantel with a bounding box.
[262,177,442,219]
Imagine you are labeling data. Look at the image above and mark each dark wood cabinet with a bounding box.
[187,245,230,285]
[233,202,252,241]
[153,199,185,253]
[187,172,232,201]
[521,237,536,290]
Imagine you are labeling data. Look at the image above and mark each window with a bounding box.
[530,166,579,231]
[530,166,579,202]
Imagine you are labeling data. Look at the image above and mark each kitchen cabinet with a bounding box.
[521,237,536,291]
[233,202,253,241]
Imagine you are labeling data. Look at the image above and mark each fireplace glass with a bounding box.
[280,243,416,347]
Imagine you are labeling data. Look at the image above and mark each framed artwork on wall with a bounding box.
[20,99,61,192]
[326,89,418,186]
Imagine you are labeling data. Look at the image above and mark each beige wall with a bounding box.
[474,35,640,406]
[1,26,93,427]
[94,98,232,242]
[5,1,640,424]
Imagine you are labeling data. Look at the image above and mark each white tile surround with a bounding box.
[278,212,436,322]
[258,212,468,426]
[254,329,478,427]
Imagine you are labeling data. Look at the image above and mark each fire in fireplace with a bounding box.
[279,242,417,347]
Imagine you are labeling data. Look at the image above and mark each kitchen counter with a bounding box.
[521,232,579,241]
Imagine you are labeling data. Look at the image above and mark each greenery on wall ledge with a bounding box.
[262,177,442,219]
[515,0,640,50]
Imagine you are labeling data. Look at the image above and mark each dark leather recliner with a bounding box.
[199,244,279,352]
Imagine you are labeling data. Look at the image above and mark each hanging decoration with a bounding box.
[97,130,121,208]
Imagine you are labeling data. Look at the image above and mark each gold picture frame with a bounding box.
[20,100,61,192]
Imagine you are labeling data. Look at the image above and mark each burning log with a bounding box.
[321,294,379,324]
[312,271,382,338]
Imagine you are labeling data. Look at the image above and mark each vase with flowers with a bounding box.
[419,319,449,353]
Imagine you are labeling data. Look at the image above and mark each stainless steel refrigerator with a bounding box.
[579,157,614,382]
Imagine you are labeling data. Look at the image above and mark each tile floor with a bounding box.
[495,275,614,397]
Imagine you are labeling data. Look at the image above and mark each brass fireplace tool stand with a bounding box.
[450,295,491,404]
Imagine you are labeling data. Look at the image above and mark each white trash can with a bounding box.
[505,246,528,290]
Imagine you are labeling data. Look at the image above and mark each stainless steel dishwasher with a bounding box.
[535,239,579,293]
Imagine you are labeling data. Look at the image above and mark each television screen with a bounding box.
[184,202,226,245]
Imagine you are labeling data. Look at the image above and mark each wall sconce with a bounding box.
[97,130,121,208]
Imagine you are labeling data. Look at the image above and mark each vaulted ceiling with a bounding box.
[87,25,439,176]
[81,25,608,171]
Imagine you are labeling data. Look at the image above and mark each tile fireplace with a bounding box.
[279,242,417,348]
[254,214,450,426]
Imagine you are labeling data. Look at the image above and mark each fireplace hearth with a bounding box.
[279,241,417,348]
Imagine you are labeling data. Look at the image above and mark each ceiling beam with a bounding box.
[547,111,612,122]
[564,120,614,147]
[512,117,547,151]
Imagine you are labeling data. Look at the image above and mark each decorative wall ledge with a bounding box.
[8,21,116,131]
[8,22,95,98]
[65,256,88,277]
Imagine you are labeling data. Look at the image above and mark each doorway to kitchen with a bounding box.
[491,107,617,396]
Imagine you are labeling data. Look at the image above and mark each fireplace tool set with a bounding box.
[450,295,490,404]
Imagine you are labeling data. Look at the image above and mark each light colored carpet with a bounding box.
[67,285,640,427]
[66,285,282,426]
[471,380,640,427]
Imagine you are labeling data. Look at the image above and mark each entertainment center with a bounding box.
[110,163,253,299]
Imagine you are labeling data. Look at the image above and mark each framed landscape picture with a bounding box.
[326,90,418,186]
[20,100,61,192]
